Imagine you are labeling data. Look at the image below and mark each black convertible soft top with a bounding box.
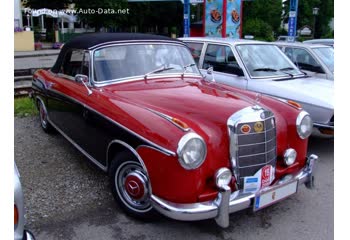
[51,32,183,73]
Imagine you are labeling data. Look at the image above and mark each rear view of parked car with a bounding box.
[180,37,334,136]
[14,163,35,240]
[275,41,334,80]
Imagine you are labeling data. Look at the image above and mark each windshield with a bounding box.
[236,44,303,78]
[313,47,334,73]
[93,44,199,82]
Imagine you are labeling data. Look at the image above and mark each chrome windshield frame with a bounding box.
[90,41,202,87]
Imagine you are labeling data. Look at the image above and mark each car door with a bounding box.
[199,43,247,89]
[284,47,327,79]
[45,49,109,165]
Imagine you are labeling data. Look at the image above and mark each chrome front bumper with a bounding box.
[151,154,318,228]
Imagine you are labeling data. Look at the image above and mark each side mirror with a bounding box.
[206,67,215,82]
[75,74,92,96]
[75,74,89,83]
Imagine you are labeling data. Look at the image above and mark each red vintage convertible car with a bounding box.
[31,33,317,228]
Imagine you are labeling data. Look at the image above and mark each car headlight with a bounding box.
[177,132,207,170]
[296,111,313,139]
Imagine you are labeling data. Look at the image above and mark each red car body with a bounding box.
[31,33,316,227]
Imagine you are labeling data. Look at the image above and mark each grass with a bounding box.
[14,97,38,117]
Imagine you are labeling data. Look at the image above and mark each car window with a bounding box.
[203,44,242,75]
[285,47,323,73]
[184,42,203,65]
[93,44,199,82]
[60,50,88,78]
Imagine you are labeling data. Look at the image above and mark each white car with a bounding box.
[180,37,334,136]
[14,163,35,240]
[275,41,334,80]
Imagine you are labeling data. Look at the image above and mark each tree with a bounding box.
[73,0,128,31]
[242,0,283,40]
[282,0,334,38]
[24,0,72,9]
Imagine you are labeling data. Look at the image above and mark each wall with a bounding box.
[14,31,35,51]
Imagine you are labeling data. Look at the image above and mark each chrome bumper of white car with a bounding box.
[151,154,317,228]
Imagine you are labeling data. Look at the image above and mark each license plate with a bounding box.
[254,181,298,211]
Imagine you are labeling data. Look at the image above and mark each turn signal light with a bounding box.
[172,118,189,130]
[14,205,19,225]
[287,100,302,109]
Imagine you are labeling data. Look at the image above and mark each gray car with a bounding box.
[180,37,334,136]
[14,163,35,240]
[274,41,334,80]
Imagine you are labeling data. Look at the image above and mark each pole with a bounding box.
[183,0,190,37]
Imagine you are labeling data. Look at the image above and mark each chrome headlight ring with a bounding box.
[177,132,207,170]
[296,111,313,139]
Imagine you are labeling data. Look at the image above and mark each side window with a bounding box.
[185,42,203,65]
[203,44,242,75]
[60,50,87,78]
[288,47,323,73]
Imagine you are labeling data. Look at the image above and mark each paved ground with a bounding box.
[15,116,334,240]
[14,55,58,70]
[15,49,60,58]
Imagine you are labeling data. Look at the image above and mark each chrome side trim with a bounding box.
[135,145,174,157]
[106,140,148,175]
[313,122,334,129]
[48,88,176,157]
[146,108,191,132]
[47,117,108,172]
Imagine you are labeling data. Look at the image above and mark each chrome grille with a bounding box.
[227,106,277,188]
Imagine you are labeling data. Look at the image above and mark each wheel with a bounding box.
[37,100,53,133]
[109,151,157,220]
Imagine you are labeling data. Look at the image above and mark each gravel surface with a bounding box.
[14,116,113,232]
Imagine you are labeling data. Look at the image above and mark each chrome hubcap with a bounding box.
[39,103,47,128]
[115,161,151,212]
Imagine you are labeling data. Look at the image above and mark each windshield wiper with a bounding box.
[253,68,277,72]
[181,63,196,77]
[279,67,295,71]
[144,65,174,79]
[254,67,294,78]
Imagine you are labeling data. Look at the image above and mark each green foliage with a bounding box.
[242,0,283,41]
[243,19,274,42]
[14,98,38,117]
[24,0,72,9]
[74,0,128,30]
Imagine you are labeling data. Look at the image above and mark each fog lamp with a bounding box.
[215,168,232,188]
[284,148,297,166]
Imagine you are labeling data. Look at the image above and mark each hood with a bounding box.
[249,76,334,110]
[102,77,258,138]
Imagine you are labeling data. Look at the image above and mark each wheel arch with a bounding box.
[106,140,149,177]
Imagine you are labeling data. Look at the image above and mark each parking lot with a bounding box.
[15,116,333,240]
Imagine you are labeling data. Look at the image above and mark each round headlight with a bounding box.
[177,133,207,170]
[284,148,297,166]
[296,111,313,139]
[215,168,232,188]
